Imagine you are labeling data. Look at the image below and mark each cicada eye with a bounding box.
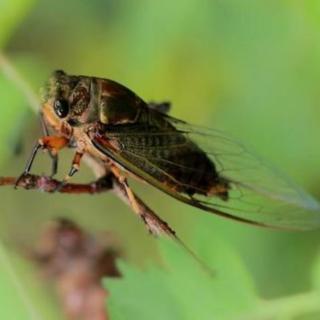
[54,99,69,118]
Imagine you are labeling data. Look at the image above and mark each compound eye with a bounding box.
[54,99,69,118]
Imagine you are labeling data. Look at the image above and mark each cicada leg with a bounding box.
[15,135,69,188]
[109,165,175,236]
[40,114,58,177]
[54,150,84,192]
[109,166,140,214]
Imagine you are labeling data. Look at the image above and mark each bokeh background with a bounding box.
[1,1,320,319]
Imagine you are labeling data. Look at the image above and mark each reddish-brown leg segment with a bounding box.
[40,136,69,153]
[40,114,59,176]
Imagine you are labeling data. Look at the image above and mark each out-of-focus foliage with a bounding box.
[107,220,320,320]
[1,1,320,320]
[0,0,38,166]
[0,242,40,320]
[0,1,54,319]
[0,0,36,47]
[107,232,258,320]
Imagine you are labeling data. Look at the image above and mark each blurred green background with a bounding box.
[1,0,320,319]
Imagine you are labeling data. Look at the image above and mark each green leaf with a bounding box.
[106,232,258,320]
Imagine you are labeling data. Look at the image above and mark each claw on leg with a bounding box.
[54,151,84,192]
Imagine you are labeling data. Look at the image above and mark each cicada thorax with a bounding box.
[96,78,145,125]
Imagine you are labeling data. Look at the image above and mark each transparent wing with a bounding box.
[92,115,320,230]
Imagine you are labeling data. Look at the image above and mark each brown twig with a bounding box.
[0,173,175,237]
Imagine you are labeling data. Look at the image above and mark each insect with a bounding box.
[16,70,320,232]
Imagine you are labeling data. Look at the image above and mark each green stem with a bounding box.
[0,51,40,112]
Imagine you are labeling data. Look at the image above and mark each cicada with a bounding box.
[16,70,320,231]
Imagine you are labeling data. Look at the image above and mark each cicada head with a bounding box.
[41,70,97,133]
